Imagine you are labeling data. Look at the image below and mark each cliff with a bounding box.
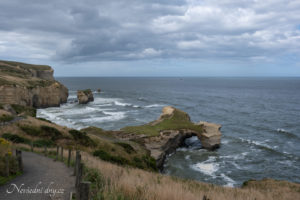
[0,60,68,108]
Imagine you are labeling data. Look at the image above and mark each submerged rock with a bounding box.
[77,89,94,104]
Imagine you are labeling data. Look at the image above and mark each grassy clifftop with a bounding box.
[0,60,53,88]
[121,106,203,137]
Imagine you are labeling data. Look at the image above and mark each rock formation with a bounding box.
[197,121,221,150]
[77,89,94,104]
[119,106,222,169]
[0,60,68,108]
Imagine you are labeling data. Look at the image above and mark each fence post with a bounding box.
[16,150,23,173]
[44,146,47,156]
[73,150,80,176]
[31,141,34,152]
[68,149,71,167]
[5,153,9,177]
[55,146,59,161]
[60,146,64,161]
[76,162,83,189]
[77,181,91,200]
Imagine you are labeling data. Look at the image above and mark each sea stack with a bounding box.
[197,121,222,150]
[77,89,94,104]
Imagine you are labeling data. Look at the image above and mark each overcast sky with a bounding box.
[0,0,300,76]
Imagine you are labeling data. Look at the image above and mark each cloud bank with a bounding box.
[0,0,300,67]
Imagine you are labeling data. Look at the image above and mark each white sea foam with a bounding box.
[191,163,219,177]
[81,111,126,123]
[220,173,236,187]
[191,156,219,177]
[114,101,132,107]
[145,104,164,108]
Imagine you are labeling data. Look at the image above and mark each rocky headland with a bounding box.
[118,106,221,169]
[77,89,94,104]
[0,60,68,108]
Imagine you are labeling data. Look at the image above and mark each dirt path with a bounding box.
[0,151,75,200]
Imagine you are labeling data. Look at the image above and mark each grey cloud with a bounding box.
[0,0,299,63]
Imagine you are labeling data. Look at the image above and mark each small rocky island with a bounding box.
[77,89,94,104]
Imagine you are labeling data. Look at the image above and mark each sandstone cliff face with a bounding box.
[0,60,68,108]
[77,89,94,104]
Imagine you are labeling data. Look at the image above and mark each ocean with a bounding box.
[37,77,300,187]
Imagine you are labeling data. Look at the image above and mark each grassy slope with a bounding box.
[121,109,203,137]
[0,108,156,171]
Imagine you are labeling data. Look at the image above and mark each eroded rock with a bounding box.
[77,89,94,104]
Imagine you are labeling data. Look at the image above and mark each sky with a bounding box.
[0,0,300,77]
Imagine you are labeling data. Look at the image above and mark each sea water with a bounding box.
[37,77,300,186]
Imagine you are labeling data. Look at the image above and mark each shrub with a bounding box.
[114,142,136,154]
[11,104,36,117]
[33,139,55,147]
[93,150,129,166]
[19,125,41,136]
[1,133,30,144]
[69,129,95,147]
[142,155,157,171]
[0,114,14,122]
[40,125,62,140]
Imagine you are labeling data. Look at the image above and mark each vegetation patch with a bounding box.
[33,139,55,147]
[40,125,62,140]
[37,117,52,123]
[19,125,40,136]
[93,150,130,166]
[114,142,136,154]
[121,109,203,137]
[0,114,14,122]
[11,104,36,117]
[69,129,96,147]
[1,133,30,144]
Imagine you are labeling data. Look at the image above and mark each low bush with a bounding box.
[33,139,55,147]
[19,125,40,136]
[0,114,14,122]
[114,142,136,154]
[93,150,129,166]
[40,125,62,140]
[69,129,96,147]
[11,104,36,117]
[1,133,30,144]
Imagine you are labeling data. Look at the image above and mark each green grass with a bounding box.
[121,109,203,137]
[19,125,41,136]
[2,133,30,144]
[11,104,36,117]
[69,129,96,147]
[33,139,55,147]
[114,142,136,154]
[0,114,14,122]
[93,150,130,166]
[0,172,22,186]
[40,125,62,140]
